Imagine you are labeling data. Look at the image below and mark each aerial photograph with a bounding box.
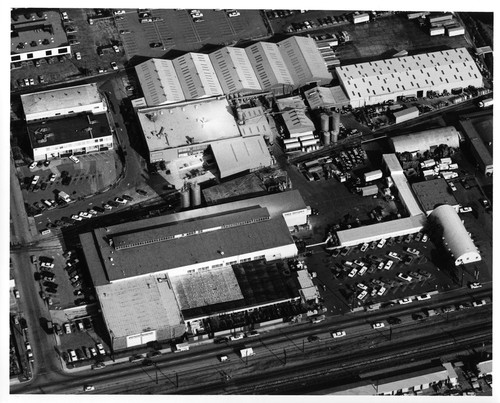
[8,5,493,398]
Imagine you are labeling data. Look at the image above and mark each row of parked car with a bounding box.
[64,342,106,364]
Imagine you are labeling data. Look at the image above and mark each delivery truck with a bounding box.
[58,191,71,203]
[479,98,493,108]
[359,185,379,197]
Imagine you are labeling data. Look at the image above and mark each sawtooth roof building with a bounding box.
[80,192,306,350]
[209,46,262,94]
[245,42,295,93]
[336,47,483,107]
[172,52,223,100]
[278,36,332,87]
[135,59,185,106]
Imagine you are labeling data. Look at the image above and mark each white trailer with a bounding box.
[174,342,190,352]
[447,26,465,37]
[364,169,383,182]
[353,13,370,24]
[420,159,436,169]
[479,98,493,108]
[240,347,255,358]
[58,191,71,203]
[429,26,445,36]
[441,171,458,180]
[359,185,378,197]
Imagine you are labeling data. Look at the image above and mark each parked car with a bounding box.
[331,330,346,338]
[372,322,385,329]
[469,282,482,289]
[69,155,80,164]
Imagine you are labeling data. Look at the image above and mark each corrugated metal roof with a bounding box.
[391,126,460,153]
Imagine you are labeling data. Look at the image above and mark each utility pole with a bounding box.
[283,348,287,365]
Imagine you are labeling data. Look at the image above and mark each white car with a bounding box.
[421,234,428,243]
[331,330,346,338]
[227,10,240,17]
[112,45,120,53]
[387,252,401,260]
[360,243,369,252]
[353,260,365,267]
[79,211,92,219]
[96,343,106,355]
[88,209,98,216]
[377,262,385,271]
[384,260,394,270]
[459,206,473,213]
[472,300,487,307]
[469,282,482,289]
[347,268,358,278]
[114,197,127,204]
[69,155,80,163]
[25,342,32,350]
[190,9,203,18]
[376,286,387,296]
[113,10,125,15]
[377,239,386,248]
[61,11,69,20]
[49,173,56,182]
[398,297,413,305]
[230,333,244,341]
[358,266,368,276]
[75,52,81,60]
[83,385,95,392]
[449,182,457,192]
[89,347,97,357]
[71,214,83,221]
[110,62,118,71]
[356,283,368,290]
[357,290,368,300]
[372,322,385,329]
[416,293,431,301]
[397,273,413,282]
[405,247,420,256]
[69,349,77,361]
[310,315,325,323]
[29,162,37,170]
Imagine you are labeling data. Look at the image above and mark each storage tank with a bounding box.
[330,130,338,144]
[180,186,190,209]
[236,107,245,124]
[322,131,330,145]
[191,182,201,207]
[320,113,329,132]
[330,109,340,143]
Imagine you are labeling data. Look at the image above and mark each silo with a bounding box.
[236,107,245,124]
[180,186,190,209]
[330,130,338,144]
[322,131,331,145]
[191,182,202,207]
[320,113,329,132]
[330,109,340,144]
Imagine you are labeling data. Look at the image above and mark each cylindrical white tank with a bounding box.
[191,182,201,207]
[322,131,330,145]
[332,110,340,133]
[330,130,338,144]
[180,187,190,209]
[320,113,329,132]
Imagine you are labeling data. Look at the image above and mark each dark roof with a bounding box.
[27,112,110,149]
[412,178,459,212]
[81,207,295,286]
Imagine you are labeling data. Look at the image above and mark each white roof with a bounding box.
[238,106,273,137]
[336,47,482,102]
[382,153,404,175]
[297,270,314,288]
[21,83,102,115]
[210,47,262,94]
[278,36,332,86]
[96,275,184,339]
[276,95,307,111]
[245,42,295,90]
[391,173,424,216]
[282,108,315,135]
[172,53,223,100]
[430,205,481,266]
[392,126,461,153]
[137,97,239,152]
[211,136,272,178]
[337,215,426,247]
[135,59,185,106]
[303,86,350,109]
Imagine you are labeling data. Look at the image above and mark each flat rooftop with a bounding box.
[11,10,67,55]
[412,178,459,213]
[81,207,295,286]
[28,112,110,148]
[21,84,102,116]
[458,116,493,166]
[137,97,240,152]
[96,275,185,339]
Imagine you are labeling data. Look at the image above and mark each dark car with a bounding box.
[148,350,162,357]
[150,42,163,48]
[40,182,48,191]
[387,317,402,325]
[214,336,229,344]
[108,200,120,207]
[136,189,148,196]
[142,358,154,366]
[61,176,72,186]
[74,298,86,306]
[307,335,320,342]
[82,346,91,359]
[94,206,105,213]
[83,318,93,330]
[122,194,133,201]
[43,281,58,288]
[75,348,85,360]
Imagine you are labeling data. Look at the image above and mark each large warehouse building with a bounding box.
[428,205,481,266]
[391,126,461,154]
[21,84,113,161]
[335,48,483,107]
[458,116,493,176]
[80,191,308,350]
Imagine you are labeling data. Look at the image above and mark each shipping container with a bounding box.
[429,26,445,36]
[479,98,493,108]
[359,184,378,196]
[353,13,370,24]
[439,157,452,165]
[441,171,458,180]
[420,159,436,168]
[364,169,383,182]
[447,25,465,36]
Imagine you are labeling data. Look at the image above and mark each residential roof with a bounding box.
[238,106,273,137]
[172,52,223,100]
[412,178,459,214]
[212,136,272,178]
[245,42,295,90]
[337,214,426,247]
[137,97,240,152]
[96,275,185,339]
[135,59,185,106]
[336,48,482,102]
[278,36,332,86]
[27,112,111,149]
[21,84,102,117]
[210,47,262,94]
[81,207,295,286]
[391,126,461,153]
[303,86,350,109]
[11,10,67,55]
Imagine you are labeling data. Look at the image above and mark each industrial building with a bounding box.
[80,191,309,350]
[21,84,113,161]
[11,9,72,63]
[172,53,223,100]
[303,86,350,110]
[391,126,461,154]
[21,83,106,121]
[209,46,262,94]
[245,42,295,94]
[278,36,332,87]
[458,116,493,176]
[428,204,481,266]
[135,59,185,106]
[335,48,483,107]
[393,106,419,124]
[412,178,460,215]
